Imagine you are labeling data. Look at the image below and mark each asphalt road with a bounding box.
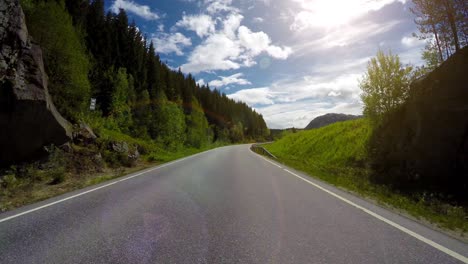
[1,145,467,264]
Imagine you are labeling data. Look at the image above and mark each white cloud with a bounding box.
[205,0,239,14]
[209,73,252,87]
[292,20,401,56]
[157,24,165,32]
[152,32,192,55]
[228,88,276,105]
[229,73,362,105]
[197,79,206,86]
[253,17,264,23]
[110,0,160,20]
[401,36,425,48]
[258,100,363,128]
[238,26,293,59]
[311,56,371,75]
[259,0,271,5]
[227,73,364,128]
[180,14,292,73]
[238,26,271,56]
[176,14,216,37]
[266,46,293,59]
[399,47,425,66]
[181,33,243,72]
[223,13,244,39]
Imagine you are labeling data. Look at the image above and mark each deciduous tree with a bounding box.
[359,51,413,124]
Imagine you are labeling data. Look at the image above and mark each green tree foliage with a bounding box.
[185,99,210,148]
[422,42,443,71]
[359,50,413,124]
[411,42,443,79]
[229,122,244,143]
[21,0,269,147]
[23,0,91,120]
[133,89,152,139]
[152,91,186,149]
[411,0,467,62]
[109,68,133,133]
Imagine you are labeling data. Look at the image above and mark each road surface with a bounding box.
[0,145,467,263]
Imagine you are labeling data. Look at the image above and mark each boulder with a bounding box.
[128,148,140,164]
[73,123,97,145]
[110,141,129,154]
[0,0,72,165]
[108,141,140,166]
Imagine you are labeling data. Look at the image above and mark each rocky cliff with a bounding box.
[304,113,361,130]
[0,0,72,165]
[369,46,468,197]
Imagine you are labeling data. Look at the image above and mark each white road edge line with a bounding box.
[281,168,468,263]
[0,149,212,224]
[258,155,282,168]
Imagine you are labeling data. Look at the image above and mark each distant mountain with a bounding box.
[304,113,361,130]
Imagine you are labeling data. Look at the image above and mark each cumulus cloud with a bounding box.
[180,13,292,73]
[181,33,243,72]
[152,33,192,55]
[209,73,252,87]
[237,26,271,55]
[222,13,244,39]
[238,26,292,59]
[176,14,216,37]
[110,0,160,20]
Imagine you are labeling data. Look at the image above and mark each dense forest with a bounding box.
[21,0,269,148]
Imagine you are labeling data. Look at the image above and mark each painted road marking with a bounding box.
[251,148,467,263]
[0,149,213,224]
[281,168,468,264]
[258,154,283,169]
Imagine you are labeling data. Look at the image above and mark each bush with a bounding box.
[45,146,67,185]
[1,174,19,190]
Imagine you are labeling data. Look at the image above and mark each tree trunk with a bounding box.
[444,0,460,52]
[431,23,444,62]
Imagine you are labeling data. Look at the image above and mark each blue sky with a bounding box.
[107,0,426,128]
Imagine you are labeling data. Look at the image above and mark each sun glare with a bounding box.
[299,0,374,28]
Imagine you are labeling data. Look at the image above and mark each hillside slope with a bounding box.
[304,113,361,130]
[264,118,468,232]
[267,118,371,175]
[368,46,468,198]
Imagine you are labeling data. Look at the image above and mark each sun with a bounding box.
[298,0,370,28]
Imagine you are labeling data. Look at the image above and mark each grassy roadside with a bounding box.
[0,134,224,213]
[263,119,468,238]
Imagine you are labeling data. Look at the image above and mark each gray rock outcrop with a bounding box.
[73,123,97,145]
[0,0,72,164]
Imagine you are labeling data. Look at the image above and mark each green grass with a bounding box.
[266,119,371,173]
[0,127,226,212]
[264,118,468,236]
